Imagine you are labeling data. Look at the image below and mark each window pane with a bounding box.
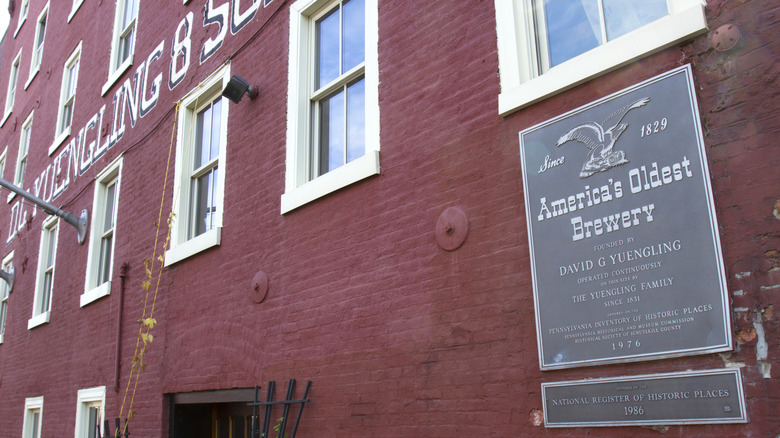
[209,99,222,162]
[31,411,40,438]
[103,183,116,233]
[194,102,220,169]
[41,272,52,313]
[87,406,99,438]
[192,169,217,237]
[62,104,73,132]
[316,7,340,88]
[0,295,7,336]
[119,29,134,64]
[67,60,79,96]
[318,89,345,175]
[98,234,113,284]
[603,0,667,40]
[346,78,365,163]
[542,0,602,67]
[122,0,136,29]
[342,0,365,73]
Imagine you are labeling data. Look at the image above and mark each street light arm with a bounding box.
[0,177,89,245]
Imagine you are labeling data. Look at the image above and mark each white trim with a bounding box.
[29,215,58,330]
[164,227,221,266]
[104,0,140,96]
[52,42,82,156]
[283,0,380,213]
[74,386,106,438]
[68,0,85,23]
[0,251,12,344]
[82,157,123,306]
[25,2,49,90]
[494,0,708,116]
[164,65,230,266]
[101,59,133,97]
[14,0,30,38]
[3,48,23,125]
[15,110,33,188]
[23,396,44,438]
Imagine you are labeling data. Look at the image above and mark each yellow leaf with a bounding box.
[142,280,151,291]
[144,317,157,328]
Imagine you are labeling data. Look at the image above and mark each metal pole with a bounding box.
[0,177,88,244]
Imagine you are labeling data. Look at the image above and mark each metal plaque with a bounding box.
[519,66,732,369]
[542,369,747,427]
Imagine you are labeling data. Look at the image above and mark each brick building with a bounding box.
[0,0,777,436]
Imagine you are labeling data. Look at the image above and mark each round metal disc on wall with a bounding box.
[250,270,269,303]
[436,206,469,251]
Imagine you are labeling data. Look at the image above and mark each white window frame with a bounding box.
[69,0,85,22]
[75,386,106,438]
[494,0,707,116]
[0,146,6,190]
[29,216,58,330]
[2,48,23,126]
[14,110,33,190]
[164,65,230,266]
[26,2,49,90]
[23,396,44,438]
[52,42,82,154]
[82,157,122,307]
[0,252,12,344]
[282,0,380,214]
[102,0,140,95]
[15,0,30,38]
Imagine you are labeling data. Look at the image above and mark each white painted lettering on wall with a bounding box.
[7,0,275,243]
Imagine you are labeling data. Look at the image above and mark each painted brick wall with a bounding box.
[0,0,776,437]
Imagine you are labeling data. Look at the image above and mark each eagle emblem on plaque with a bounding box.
[557,98,650,178]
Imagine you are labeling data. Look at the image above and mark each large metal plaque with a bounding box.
[519,66,732,369]
[542,369,747,427]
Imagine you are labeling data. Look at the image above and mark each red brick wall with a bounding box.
[0,0,776,436]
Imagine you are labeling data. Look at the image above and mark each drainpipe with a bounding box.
[115,263,129,392]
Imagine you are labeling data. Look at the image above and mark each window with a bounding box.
[29,216,58,329]
[282,0,380,213]
[53,43,82,153]
[2,49,22,125]
[15,0,30,37]
[494,0,707,115]
[165,65,229,266]
[0,147,6,191]
[83,158,122,306]
[0,252,12,344]
[26,3,49,89]
[23,396,44,438]
[75,387,106,438]
[103,0,140,95]
[15,111,33,188]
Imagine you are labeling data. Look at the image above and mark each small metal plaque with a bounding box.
[542,369,747,427]
[518,65,732,369]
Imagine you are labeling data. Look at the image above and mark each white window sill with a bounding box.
[101,59,133,97]
[497,4,707,116]
[281,150,380,214]
[24,68,39,90]
[7,191,17,203]
[68,0,84,22]
[80,282,110,307]
[28,311,50,329]
[0,110,11,127]
[164,227,221,266]
[49,129,71,156]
